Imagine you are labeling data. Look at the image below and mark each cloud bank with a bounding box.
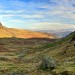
[0,0,75,30]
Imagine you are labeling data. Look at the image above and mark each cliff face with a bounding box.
[0,23,56,39]
[0,22,4,29]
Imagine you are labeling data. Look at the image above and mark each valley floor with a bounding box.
[0,37,75,75]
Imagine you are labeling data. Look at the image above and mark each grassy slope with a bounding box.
[39,31,75,75]
[0,31,75,75]
[0,25,55,39]
[0,38,55,75]
[31,31,75,75]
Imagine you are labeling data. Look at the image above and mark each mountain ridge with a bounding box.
[0,23,56,39]
[37,29,75,38]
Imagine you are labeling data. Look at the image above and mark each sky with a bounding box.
[0,0,75,30]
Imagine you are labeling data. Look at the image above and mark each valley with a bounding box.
[0,31,75,75]
[0,0,75,75]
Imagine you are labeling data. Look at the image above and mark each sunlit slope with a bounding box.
[0,23,56,39]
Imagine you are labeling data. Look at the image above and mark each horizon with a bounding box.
[0,0,75,31]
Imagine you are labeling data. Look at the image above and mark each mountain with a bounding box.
[34,31,75,74]
[0,22,56,39]
[43,31,75,62]
[56,31,75,60]
[0,27,75,74]
[37,29,75,38]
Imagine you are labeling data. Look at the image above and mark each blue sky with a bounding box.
[0,0,75,30]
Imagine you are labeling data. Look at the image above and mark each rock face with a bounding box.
[0,22,3,26]
[0,22,3,29]
[0,22,56,39]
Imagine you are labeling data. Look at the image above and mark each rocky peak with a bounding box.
[0,22,4,29]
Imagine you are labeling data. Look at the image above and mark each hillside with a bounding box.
[0,37,56,75]
[39,31,75,75]
[0,29,75,75]
[56,31,75,62]
[0,22,56,39]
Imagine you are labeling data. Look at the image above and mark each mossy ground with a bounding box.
[0,32,75,75]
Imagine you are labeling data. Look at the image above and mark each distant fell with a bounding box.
[0,22,56,39]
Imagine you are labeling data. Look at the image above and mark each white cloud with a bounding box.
[30,22,75,30]
[0,0,75,30]
[20,14,44,18]
[0,9,25,14]
[10,19,24,23]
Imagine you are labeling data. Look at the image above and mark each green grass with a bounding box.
[0,31,75,75]
[42,42,57,49]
